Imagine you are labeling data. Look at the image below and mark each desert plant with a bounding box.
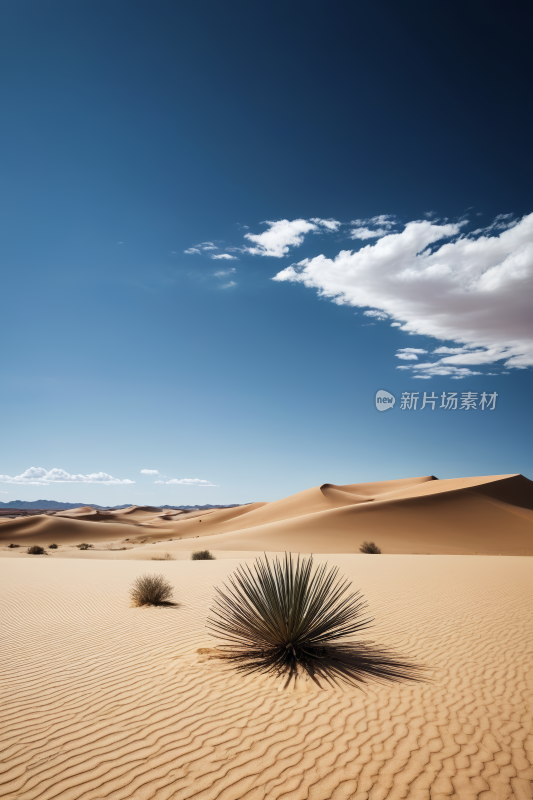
[27,545,47,555]
[8,543,20,548]
[77,543,92,550]
[192,550,215,560]
[359,541,382,554]
[130,573,174,606]
[151,552,173,561]
[208,553,424,688]
[49,543,58,549]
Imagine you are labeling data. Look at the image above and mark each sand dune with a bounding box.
[2,474,532,555]
[1,555,532,800]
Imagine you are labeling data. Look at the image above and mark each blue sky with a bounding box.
[1,0,532,505]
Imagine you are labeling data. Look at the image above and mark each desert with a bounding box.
[1,473,532,800]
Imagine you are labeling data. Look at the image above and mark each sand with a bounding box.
[1,474,532,556]
[1,555,532,800]
[1,473,532,798]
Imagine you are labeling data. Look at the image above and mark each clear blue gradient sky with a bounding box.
[1,0,532,505]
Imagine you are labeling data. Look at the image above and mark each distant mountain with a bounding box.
[0,500,245,511]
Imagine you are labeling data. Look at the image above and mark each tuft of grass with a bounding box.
[359,541,382,554]
[77,543,93,550]
[208,553,425,688]
[130,573,174,606]
[48,543,58,549]
[192,550,215,560]
[151,552,173,561]
[27,545,47,555]
[8,543,20,548]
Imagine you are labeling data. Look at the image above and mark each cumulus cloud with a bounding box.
[273,213,533,374]
[214,268,236,277]
[141,469,159,475]
[212,253,238,260]
[165,478,217,486]
[350,215,396,240]
[244,218,340,257]
[0,468,134,485]
[184,242,219,255]
[310,218,342,231]
[396,348,428,360]
[364,309,389,319]
[244,219,318,257]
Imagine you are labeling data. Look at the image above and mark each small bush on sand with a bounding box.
[151,553,173,561]
[192,550,215,560]
[49,543,58,549]
[359,541,381,554]
[8,543,20,548]
[77,543,92,550]
[130,573,174,606]
[208,553,424,688]
[27,545,47,555]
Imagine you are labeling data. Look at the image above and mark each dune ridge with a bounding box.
[2,474,532,556]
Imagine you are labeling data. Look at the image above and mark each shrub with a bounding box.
[8,543,20,548]
[130,573,174,606]
[192,550,215,560]
[208,553,423,688]
[77,543,93,550]
[359,541,382,554]
[27,545,47,555]
[49,543,58,549]
[151,552,173,561]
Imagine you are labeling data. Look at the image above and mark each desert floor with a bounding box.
[1,554,532,800]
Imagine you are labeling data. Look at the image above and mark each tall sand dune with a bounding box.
[1,474,532,555]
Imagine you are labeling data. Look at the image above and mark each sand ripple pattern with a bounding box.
[1,556,532,800]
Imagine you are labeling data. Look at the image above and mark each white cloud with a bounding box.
[273,213,533,374]
[214,268,236,276]
[0,468,134,485]
[396,347,428,361]
[350,227,390,240]
[220,281,236,289]
[212,253,238,260]
[141,469,159,475]
[165,478,217,486]
[244,219,318,257]
[364,309,388,319]
[184,242,219,255]
[350,215,396,240]
[310,218,342,231]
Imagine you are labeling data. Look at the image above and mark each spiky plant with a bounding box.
[192,550,215,560]
[360,541,382,554]
[130,573,174,606]
[208,553,424,688]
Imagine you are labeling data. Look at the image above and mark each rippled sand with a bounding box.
[1,555,532,799]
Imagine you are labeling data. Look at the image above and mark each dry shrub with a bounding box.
[27,545,47,555]
[151,552,173,561]
[8,543,20,548]
[359,541,382,554]
[192,550,215,560]
[77,543,93,550]
[130,573,174,606]
[49,543,58,549]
